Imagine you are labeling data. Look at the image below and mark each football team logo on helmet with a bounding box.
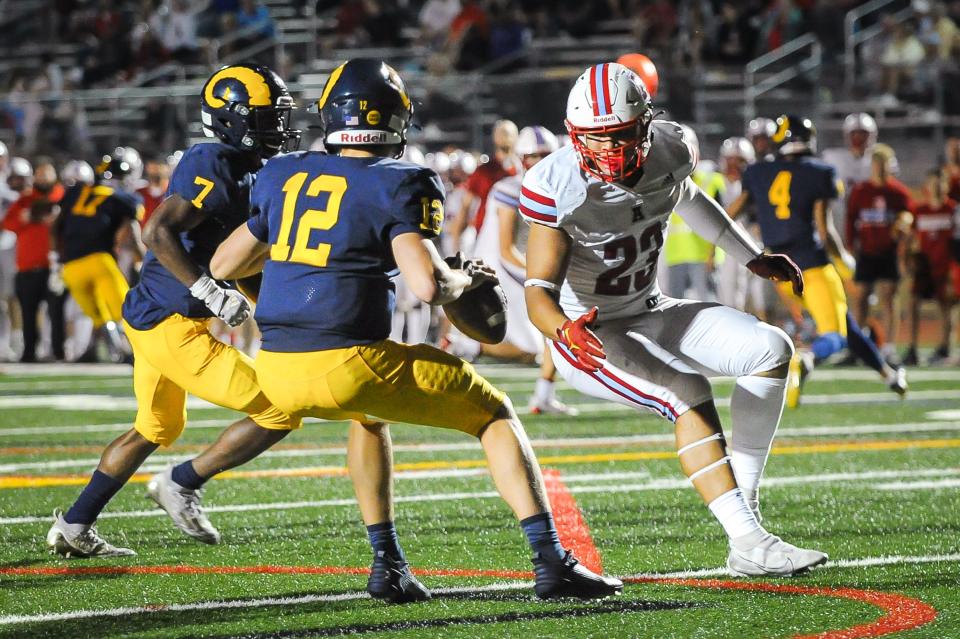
[200,64,300,158]
[309,58,414,159]
[772,114,817,156]
[565,62,654,183]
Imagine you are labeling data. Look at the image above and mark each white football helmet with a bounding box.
[842,112,878,146]
[61,160,95,186]
[516,126,559,157]
[565,62,653,182]
[9,157,32,178]
[746,117,777,140]
[401,144,426,166]
[720,136,756,163]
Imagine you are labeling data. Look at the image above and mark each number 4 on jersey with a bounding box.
[768,170,792,220]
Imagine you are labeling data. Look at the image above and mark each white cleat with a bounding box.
[528,397,580,416]
[146,467,221,545]
[46,509,136,558]
[727,534,827,577]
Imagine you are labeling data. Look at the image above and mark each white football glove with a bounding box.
[189,275,250,327]
[47,251,65,296]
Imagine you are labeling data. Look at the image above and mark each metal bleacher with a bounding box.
[0,0,954,170]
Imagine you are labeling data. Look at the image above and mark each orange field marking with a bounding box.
[0,565,936,637]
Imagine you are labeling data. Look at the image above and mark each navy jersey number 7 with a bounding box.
[247,152,445,353]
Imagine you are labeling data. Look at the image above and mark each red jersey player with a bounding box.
[845,144,914,360]
[904,168,957,365]
[447,119,518,252]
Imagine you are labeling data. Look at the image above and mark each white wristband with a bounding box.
[524,278,561,292]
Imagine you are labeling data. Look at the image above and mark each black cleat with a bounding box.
[367,551,431,604]
[532,550,623,600]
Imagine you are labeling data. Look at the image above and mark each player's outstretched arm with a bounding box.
[210,223,269,281]
[674,178,762,266]
[725,190,751,221]
[391,232,493,305]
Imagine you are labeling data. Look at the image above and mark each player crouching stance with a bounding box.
[207,59,621,600]
[524,63,827,576]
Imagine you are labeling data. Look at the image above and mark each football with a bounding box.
[442,258,508,344]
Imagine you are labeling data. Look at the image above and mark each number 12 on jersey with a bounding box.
[271,172,347,267]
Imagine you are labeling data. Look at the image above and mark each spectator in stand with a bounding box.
[635,0,678,52]
[420,0,461,49]
[931,1,959,59]
[150,0,199,64]
[488,3,530,69]
[878,19,926,105]
[904,167,958,365]
[846,144,914,362]
[447,119,518,254]
[714,2,759,64]
[236,0,276,47]
[136,155,171,227]
[447,0,490,70]
[2,158,66,362]
[197,0,240,38]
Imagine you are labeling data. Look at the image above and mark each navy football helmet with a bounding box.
[309,59,413,158]
[772,114,817,156]
[200,63,300,158]
[95,146,143,188]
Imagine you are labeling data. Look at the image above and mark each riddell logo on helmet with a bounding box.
[593,114,619,124]
[336,131,388,144]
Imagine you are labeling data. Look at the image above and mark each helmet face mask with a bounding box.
[566,114,653,183]
[200,64,300,159]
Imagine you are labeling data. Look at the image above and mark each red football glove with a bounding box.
[556,306,606,372]
[747,253,804,296]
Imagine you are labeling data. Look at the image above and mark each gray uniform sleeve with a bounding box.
[673,177,762,265]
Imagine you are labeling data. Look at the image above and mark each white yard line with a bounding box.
[4,553,960,626]
[628,553,960,580]
[0,581,532,626]
[4,466,959,526]
[4,421,960,473]
[876,478,960,490]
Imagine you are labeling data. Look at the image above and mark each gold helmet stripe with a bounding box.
[316,62,348,110]
[204,66,272,108]
[772,116,790,143]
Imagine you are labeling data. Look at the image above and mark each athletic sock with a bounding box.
[171,460,207,491]
[367,521,406,562]
[707,487,763,540]
[810,332,846,362]
[520,512,565,561]
[63,470,124,525]
[845,312,887,375]
[729,374,787,511]
[534,378,553,403]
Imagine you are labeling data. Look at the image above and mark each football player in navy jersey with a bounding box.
[53,147,145,363]
[46,64,306,559]
[201,58,622,602]
[729,114,907,407]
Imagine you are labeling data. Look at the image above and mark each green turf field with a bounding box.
[1,362,958,638]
